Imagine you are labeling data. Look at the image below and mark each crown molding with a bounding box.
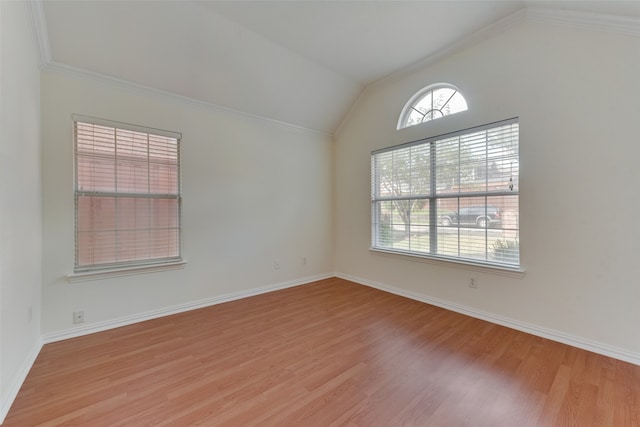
[334,5,639,137]
[364,8,529,96]
[24,0,51,66]
[361,5,638,94]
[334,8,528,137]
[43,61,331,138]
[526,7,640,38]
[28,1,638,139]
[24,0,330,138]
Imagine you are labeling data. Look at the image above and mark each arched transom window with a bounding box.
[398,84,468,129]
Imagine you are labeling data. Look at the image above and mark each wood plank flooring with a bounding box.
[4,277,640,426]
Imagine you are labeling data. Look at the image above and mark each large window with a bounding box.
[74,116,182,272]
[372,118,519,268]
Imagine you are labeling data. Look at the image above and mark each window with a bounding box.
[398,84,468,129]
[74,115,182,272]
[372,118,519,268]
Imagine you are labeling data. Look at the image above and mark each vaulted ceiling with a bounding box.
[39,1,640,134]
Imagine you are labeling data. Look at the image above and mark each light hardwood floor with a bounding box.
[4,277,640,426]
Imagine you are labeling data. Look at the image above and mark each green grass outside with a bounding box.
[383,230,518,264]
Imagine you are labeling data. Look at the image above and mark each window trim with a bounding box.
[372,117,520,271]
[397,83,468,130]
[72,114,181,140]
[369,247,525,277]
[66,260,187,283]
[72,114,183,273]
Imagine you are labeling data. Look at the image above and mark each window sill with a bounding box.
[369,248,525,278]
[67,260,187,283]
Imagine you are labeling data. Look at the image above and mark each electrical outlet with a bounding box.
[302,257,307,265]
[73,310,85,324]
[273,260,280,270]
[468,277,478,289]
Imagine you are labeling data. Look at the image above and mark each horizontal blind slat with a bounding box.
[372,118,519,267]
[74,119,181,271]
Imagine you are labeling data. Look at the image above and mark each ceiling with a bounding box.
[40,1,640,134]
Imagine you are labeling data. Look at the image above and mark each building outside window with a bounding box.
[73,116,182,272]
[372,118,519,268]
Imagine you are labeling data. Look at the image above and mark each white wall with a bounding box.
[41,70,334,335]
[0,0,43,420]
[334,20,640,359]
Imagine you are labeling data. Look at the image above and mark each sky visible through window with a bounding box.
[400,85,468,129]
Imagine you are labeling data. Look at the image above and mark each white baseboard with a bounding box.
[0,337,44,424]
[336,272,640,366]
[9,270,635,426]
[43,272,334,344]
[2,273,332,423]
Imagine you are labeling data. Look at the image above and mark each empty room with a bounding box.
[1,0,639,425]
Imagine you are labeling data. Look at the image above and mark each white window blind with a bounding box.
[372,118,519,268]
[74,116,182,272]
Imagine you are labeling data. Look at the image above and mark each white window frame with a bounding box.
[397,83,468,130]
[72,115,183,275]
[372,118,520,271]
